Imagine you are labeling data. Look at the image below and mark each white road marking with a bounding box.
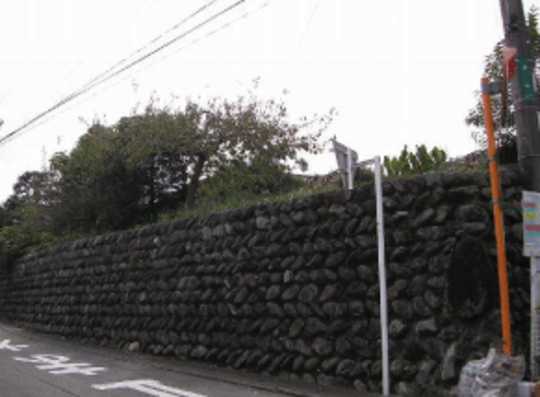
[0,339,29,352]
[92,379,207,397]
[1,334,207,396]
[13,354,107,376]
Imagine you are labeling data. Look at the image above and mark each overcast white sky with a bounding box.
[0,0,538,202]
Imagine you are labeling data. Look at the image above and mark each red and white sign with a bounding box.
[502,46,518,80]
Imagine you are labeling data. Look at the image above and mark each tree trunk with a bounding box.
[186,154,206,208]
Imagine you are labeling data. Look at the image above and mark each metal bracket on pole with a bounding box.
[481,80,503,96]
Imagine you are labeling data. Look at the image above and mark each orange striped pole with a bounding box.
[481,77,512,355]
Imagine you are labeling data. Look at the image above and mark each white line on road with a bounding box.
[2,333,208,397]
[0,339,29,352]
[92,379,207,397]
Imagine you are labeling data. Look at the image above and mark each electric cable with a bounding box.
[78,0,222,91]
[0,0,269,148]
[0,0,247,146]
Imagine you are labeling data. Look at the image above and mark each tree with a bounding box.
[114,110,192,213]
[2,169,59,228]
[31,88,332,234]
[0,170,58,270]
[0,206,7,228]
[466,6,540,163]
[116,90,333,207]
[384,145,447,177]
[51,124,145,234]
[200,158,303,204]
[0,87,332,265]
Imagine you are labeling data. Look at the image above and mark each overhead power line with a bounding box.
[3,0,270,143]
[155,0,270,69]
[0,0,248,146]
[79,0,222,92]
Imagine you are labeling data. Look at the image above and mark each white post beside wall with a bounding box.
[374,156,390,396]
[330,141,390,394]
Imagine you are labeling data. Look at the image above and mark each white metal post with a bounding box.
[374,156,390,396]
[347,147,353,190]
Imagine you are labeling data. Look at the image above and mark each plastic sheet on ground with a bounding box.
[458,348,525,397]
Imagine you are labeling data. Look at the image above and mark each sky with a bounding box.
[0,0,538,202]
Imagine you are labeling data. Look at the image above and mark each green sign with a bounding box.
[517,57,536,101]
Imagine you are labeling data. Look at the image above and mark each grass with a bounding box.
[159,183,339,222]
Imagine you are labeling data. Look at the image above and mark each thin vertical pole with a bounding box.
[531,257,540,378]
[347,147,353,190]
[481,77,513,355]
[374,156,390,395]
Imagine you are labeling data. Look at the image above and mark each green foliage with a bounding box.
[50,90,330,233]
[52,124,146,234]
[160,181,335,223]
[529,5,540,56]
[384,145,448,177]
[0,223,55,272]
[353,166,375,185]
[200,160,303,204]
[116,90,333,208]
[466,6,540,161]
[0,170,58,270]
[0,87,332,262]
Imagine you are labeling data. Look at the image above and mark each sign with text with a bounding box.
[14,354,106,376]
[523,191,540,256]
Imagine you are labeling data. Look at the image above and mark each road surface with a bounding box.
[0,323,375,397]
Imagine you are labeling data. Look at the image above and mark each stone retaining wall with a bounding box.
[0,167,530,394]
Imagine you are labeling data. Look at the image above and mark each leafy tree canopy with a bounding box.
[116,89,333,207]
[384,145,447,177]
[1,87,333,247]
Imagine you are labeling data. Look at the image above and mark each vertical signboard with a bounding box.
[524,191,540,255]
[523,191,540,379]
[331,138,358,190]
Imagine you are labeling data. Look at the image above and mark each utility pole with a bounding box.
[499,0,540,190]
[481,78,513,355]
[500,1,540,378]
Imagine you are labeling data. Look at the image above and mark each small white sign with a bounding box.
[14,354,107,376]
[93,379,207,397]
[523,191,540,256]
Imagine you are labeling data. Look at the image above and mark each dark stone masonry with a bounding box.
[0,166,531,394]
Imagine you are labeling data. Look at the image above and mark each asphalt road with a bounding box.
[0,323,375,397]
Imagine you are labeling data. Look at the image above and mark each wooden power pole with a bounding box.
[500,0,540,378]
[499,0,540,190]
